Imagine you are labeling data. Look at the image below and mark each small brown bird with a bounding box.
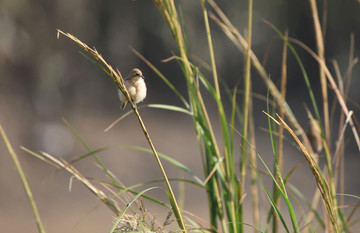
[118,68,147,109]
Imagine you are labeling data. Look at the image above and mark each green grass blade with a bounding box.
[231,126,290,233]
[147,104,192,115]
[196,71,231,156]
[268,112,339,231]
[265,161,306,231]
[166,188,186,232]
[232,222,264,233]
[62,117,117,184]
[93,178,170,208]
[0,124,46,233]
[229,86,238,170]
[243,144,290,233]
[105,104,191,133]
[69,147,109,164]
[337,193,360,200]
[266,88,300,233]
[121,145,204,185]
[264,20,321,126]
[288,184,325,229]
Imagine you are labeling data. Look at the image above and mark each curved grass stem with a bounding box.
[57,29,187,233]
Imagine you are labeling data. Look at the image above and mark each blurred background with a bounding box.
[1,0,359,232]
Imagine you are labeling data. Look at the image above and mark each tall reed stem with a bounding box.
[309,0,330,145]
[272,29,288,233]
[240,0,253,232]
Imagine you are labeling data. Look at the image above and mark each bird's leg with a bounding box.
[130,98,138,110]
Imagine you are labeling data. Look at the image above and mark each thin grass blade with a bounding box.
[0,124,46,233]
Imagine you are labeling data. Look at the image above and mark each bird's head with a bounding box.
[129,68,144,79]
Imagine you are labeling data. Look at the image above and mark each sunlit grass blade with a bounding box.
[309,0,330,145]
[104,109,138,132]
[0,124,46,233]
[147,104,192,116]
[338,194,360,200]
[201,0,220,98]
[105,104,192,133]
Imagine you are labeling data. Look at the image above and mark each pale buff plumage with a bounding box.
[118,68,147,109]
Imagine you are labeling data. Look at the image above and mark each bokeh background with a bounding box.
[1,0,360,232]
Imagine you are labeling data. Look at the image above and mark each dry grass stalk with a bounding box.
[265,112,339,232]
[273,29,289,233]
[309,0,330,145]
[288,37,360,152]
[57,30,129,102]
[40,151,121,215]
[207,0,317,158]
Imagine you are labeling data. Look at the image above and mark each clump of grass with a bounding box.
[114,200,174,233]
[152,1,359,233]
